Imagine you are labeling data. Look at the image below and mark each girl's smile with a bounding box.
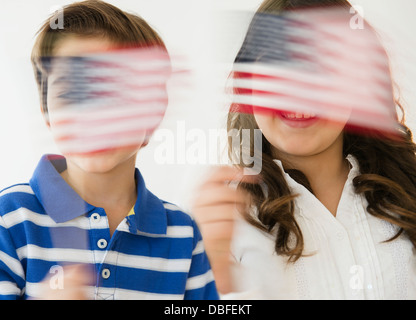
[277,111,320,129]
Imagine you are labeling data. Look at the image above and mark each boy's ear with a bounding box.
[40,106,51,128]
[39,76,51,128]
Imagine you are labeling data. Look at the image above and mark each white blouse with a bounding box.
[226,155,416,300]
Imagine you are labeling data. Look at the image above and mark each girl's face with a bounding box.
[254,110,348,158]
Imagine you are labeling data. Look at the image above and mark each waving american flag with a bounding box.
[34,46,173,155]
[230,8,401,135]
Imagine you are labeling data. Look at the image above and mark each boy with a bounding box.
[0,0,218,300]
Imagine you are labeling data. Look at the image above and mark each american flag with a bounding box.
[37,47,172,155]
[230,8,401,135]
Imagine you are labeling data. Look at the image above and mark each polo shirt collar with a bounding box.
[130,168,167,235]
[30,154,93,223]
[30,154,167,235]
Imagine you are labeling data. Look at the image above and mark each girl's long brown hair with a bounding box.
[228,0,416,262]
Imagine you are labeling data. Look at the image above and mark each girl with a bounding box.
[192,0,416,299]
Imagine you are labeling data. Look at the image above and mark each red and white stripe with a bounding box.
[230,8,400,134]
[47,47,173,155]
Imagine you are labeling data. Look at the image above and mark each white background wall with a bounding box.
[0,0,415,211]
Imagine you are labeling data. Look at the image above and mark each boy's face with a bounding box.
[46,36,167,173]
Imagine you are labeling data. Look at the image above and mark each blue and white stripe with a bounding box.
[0,155,218,300]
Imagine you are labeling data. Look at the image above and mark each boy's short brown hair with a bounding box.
[31,0,167,119]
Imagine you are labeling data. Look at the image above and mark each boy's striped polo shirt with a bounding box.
[0,154,218,300]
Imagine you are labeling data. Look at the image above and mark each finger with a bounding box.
[40,287,88,300]
[212,266,234,295]
[36,265,92,300]
[193,203,245,225]
[62,264,93,287]
[198,219,235,241]
[202,166,260,187]
[193,185,250,209]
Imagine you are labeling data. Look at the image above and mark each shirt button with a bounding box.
[102,268,111,279]
[91,213,101,223]
[97,239,108,249]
